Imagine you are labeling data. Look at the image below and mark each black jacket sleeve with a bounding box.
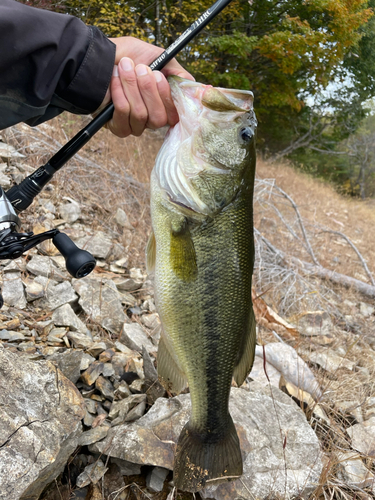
[0,0,116,129]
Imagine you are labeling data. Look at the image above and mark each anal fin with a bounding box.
[233,307,256,387]
[157,334,187,394]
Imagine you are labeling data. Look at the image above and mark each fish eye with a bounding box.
[239,127,254,144]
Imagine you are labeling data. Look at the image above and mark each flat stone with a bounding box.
[298,311,333,336]
[115,208,133,229]
[87,341,107,358]
[1,272,26,309]
[58,200,81,224]
[52,304,86,333]
[73,278,126,334]
[76,460,108,488]
[347,418,375,456]
[110,457,142,476]
[46,349,84,384]
[2,258,26,272]
[141,313,160,330]
[78,426,109,446]
[24,278,45,301]
[81,362,104,386]
[120,323,155,353]
[75,231,113,260]
[99,349,116,363]
[80,352,96,371]
[102,363,115,378]
[114,381,132,400]
[0,331,25,342]
[68,332,94,350]
[124,400,146,422]
[0,346,84,500]
[248,355,281,388]
[0,141,25,160]
[113,277,143,292]
[35,281,78,311]
[146,466,169,493]
[91,387,322,499]
[95,376,115,400]
[308,348,356,373]
[108,394,147,426]
[337,451,374,488]
[26,255,66,282]
[360,302,375,317]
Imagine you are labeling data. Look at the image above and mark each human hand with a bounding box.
[100,36,194,138]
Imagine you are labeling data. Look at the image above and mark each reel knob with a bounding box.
[52,232,96,278]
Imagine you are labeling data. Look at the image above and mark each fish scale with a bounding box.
[147,76,257,492]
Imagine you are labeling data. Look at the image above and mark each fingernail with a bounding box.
[113,65,119,77]
[135,64,149,77]
[119,57,134,72]
[154,71,163,83]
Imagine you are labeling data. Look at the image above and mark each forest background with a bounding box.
[20,0,375,199]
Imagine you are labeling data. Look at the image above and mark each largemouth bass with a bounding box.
[147,76,257,492]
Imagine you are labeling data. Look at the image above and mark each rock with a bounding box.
[95,375,115,400]
[46,349,84,384]
[0,141,25,160]
[37,280,78,311]
[68,331,94,350]
[52,304,87,333]
[114,208,133,229]
[347,417,375,456]
[255,343,322,400]
[360,302,375,317]
[146,466,169,493]
[2,258,26,272]
[78,426,109,446]
[308,348,356,373]
[0,345,84,499]
[142,347,165,404]
[114,381,132,400]
[113,277,143,292]
[75,231,113,260]
[124,399,146,422]
[110,457,142,476]
[337,451,374,489]
[1,271,27,309]
[102,463,126,500]
[102,363,115,378]
[24,278,46,301]
[120,323,155,353]
[26,255,66,282]
[76,460,108,488]
[91,387,322,499]
[298,311,333,336]
[81,361,104,386]
[99,349,116,363]
[58,199,81,224]
[248,354,281,388]
[108,394,147,426]
[87,341,107,358]
[0,330,25,342]
[73,278,126,334]
[141,313,160,330]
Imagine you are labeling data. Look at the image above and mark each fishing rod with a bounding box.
[0,0,233,307]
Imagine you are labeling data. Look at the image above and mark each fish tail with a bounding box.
[173,417,242,492]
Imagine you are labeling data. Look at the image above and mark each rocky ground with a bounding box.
[0,131,375,500]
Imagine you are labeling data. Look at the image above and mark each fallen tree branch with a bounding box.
[255,229,375,299]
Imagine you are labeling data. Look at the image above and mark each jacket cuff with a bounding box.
[56,26,116,113]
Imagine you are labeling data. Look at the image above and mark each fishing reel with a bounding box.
[0,186,96,309]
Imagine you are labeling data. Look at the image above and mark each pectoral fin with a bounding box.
[157,334,187,394]
[233,307,256,386]
[170,223,197,282]
[146,230,156,273]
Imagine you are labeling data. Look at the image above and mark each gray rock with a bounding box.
[68,332,94,350]
[142,347,165,405]
[91,387,322,499]
[26,255,66,282]
[115,207,133,229]
[75,231,113,260]
[73,278,126,334]
[102,363,115,378]
[308,348,355,373]
[347,417,375,456]
[78,426,109,446]
[110,457,142,476]
[146,466,169,493]
[298,311,333,336]
[0,330,25,342]
[337,451,374,489]
[87,341,107,358]
[35,280,78,311]
[108,394,147,426]
[81,361,104,386]
[360,301,375,317]
[52,304,87,333]
[95,375,115,400]
[120,323,155,353]
[2,258,26,272]
[0,345,84,500]
[1,271,26,309]
[46,349,84,384]
[76,460,108,488]
[24,279,45,301]
[142,313,160,330]
[249,355,281,388]
[0,141,25,160]
[124,400,146,422]
[114,277,143,292]
[58,199,81,223]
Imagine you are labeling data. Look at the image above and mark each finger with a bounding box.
[108,65,131,138]
[135,66,168,130]
[153,71,179,126]
[119,57,148,137]
[161,58,195,81]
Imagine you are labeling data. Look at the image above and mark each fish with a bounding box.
[146,76,257,492]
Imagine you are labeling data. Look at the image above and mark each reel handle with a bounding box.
[52,232,96,278]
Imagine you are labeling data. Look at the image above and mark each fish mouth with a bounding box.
[168,76,255,137]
